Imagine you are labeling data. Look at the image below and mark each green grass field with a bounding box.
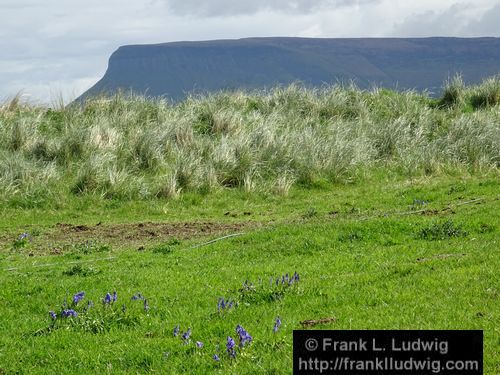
[1,80,499,373]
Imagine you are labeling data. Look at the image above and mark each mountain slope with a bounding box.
[80,37,500,101]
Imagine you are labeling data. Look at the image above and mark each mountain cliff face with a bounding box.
[80,37,500,101]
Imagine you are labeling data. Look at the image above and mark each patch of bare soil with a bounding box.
[300,317,337,327]
[0,221,256,255]
[49,221,250,246]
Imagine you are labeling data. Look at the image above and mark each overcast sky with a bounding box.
[1,0,499,104]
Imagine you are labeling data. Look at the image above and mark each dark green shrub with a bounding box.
[470,77,500,109]
[417,220,468,240]
[438,75,465,109]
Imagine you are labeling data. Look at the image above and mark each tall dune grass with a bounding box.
[1,78,499,206]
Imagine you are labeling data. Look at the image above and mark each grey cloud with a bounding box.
[392,4,469,37]
[392,2,500,37]
[165,0,379,17]
[468,4,500,36]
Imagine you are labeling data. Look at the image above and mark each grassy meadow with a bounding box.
[0,77,499,373]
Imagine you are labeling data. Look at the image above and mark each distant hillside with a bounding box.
[80,37,500,101]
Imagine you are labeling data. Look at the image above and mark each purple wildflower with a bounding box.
[182,328,192,342]
[242,280,254,291]
[49,311,57,320]
[62,309,78,318]
[196,341,204,348]
[218,297,235,313]
[213,354,220,361]
[103,292,112,304]
[18,232,29,240]
[112,291,117,302]
[236,324,252,347]
[131,293,144,300]
[413,199,428,206]
[173,324,180,337]
[72,291,85,305]
[226,336,236,357]
[273,317,282,333]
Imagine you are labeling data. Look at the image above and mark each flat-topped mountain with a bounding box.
[80,37,500,101]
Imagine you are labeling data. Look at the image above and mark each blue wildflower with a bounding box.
[112,291,117,302]
[62,309,78,318]
[226,336,236,357]
[213,354,220,361]
[218,297,235,313]
[103,292,112,304]
[242,280,253,291]
[236,324,252,347]
[182,328,192,342]
[49,311,57,320]
[131,293,144,300]
[18,232,29,240]
[217,298,223,313]
[273,317,282,333]
[196,341,203,348]
[413,199,428,206]
[173,324,180,337]
[72,291,85,305]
